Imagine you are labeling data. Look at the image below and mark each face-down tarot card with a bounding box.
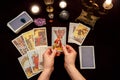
[79,46,96,69]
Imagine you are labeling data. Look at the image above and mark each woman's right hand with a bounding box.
[62,45,77,68]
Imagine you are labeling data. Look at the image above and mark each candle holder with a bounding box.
[75,0,113,28]
[43,0,54,22]
[43,0,54,12]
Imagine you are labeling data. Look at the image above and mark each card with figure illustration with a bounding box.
[12,35,29,55]
[18,53,34,79]
[33,27,48,47]
[27,50,42,73]
[52,27,66,52]
[79,46,96,69]
[68,22,90,45]
[36,46,48,69]
[22,30,35,50]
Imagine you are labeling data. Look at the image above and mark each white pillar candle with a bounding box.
[103,0,113,10]
[59,1,67,9]
[31,5,40,14]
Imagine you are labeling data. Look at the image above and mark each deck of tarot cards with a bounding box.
[7,11,33,34]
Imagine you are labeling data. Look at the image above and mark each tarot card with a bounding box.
[7,11,33,34]
[33,27,48,47]
[36,46,48,69]
[68,22,90,45]
[22,29,35,50]
[79,46,96,69]
[12,35,29,55]
[27,50,42,73]
[52,27,66,52]
[18,53,34,79]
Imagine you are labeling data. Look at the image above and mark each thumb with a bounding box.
[52,48,57,57]
[62,45,68,55]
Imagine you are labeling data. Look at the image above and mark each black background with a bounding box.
[0,0,119,80]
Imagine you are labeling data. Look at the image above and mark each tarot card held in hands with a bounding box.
[68,22,90,45]
[27,50,42,74]
[12,35,29,55]
[33,27,48,47]
[52,27,66,52]
[22,30,35,50]
[18,53,34,79]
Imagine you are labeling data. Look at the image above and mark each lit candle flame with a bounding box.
[59,1,67,9]
[103,0,113,10]
[105,0,112,5]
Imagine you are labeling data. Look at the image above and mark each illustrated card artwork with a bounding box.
[18,53,34,79]
[34,27,48,47]
[52,27,66,52]
[35,46,49,70]
[27,50,41,74]
[12,35,29,55]
[68,22,90,45]
[22,30,35,50]
[79,46,96,69]
[7,11,33,34]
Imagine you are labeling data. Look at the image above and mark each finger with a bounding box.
[44,48,51,56]
[62,45,68,55]
[56,52,61,56]
[66,45,76,52]
[52,48,57,57]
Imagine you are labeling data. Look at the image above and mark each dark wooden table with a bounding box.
[0,0,119,80]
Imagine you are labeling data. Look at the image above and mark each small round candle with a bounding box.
[59,1,67,9]
[31,5,40,14]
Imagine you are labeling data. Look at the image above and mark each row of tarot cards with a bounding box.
[12,22,95,79]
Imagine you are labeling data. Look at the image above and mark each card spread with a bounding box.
[12,27,48,79]
[11,22,93,79]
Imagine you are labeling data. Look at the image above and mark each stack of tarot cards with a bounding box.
[12,27,48,79]
[7,11,33,34]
